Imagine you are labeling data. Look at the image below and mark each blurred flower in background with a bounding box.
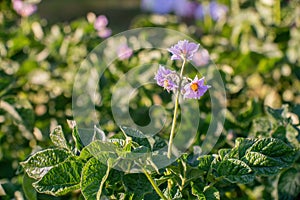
[195,1,228,21]
[94,15,112,38]
[173,0,198,18]
[141,0,173,14]
[94,15,109,30]
[140,0,228,21]
[209,1,228,21]
[12,0,37,17]
[192,49,210,67]
[117,44,133,60]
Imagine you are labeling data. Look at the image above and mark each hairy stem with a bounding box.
[167,58,186,158]
[142,168,168,200]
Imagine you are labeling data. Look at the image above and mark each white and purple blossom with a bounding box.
[168,40,199,61]
[154,65,179,92]
[12,0,37,17]
[182,76,210,99]
[117,44,133,60]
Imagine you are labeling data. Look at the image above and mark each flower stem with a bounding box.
[167,59,186,158]
[142,168,168,200]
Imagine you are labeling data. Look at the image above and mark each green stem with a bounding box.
[167,59,186,158]
[274,0,281,25]
[142,168,168,200]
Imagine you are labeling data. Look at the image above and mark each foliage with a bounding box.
[19,105,299,199]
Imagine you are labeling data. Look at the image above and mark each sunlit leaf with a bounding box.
[20,149,72,179]
[33,160,84,196]
[81,157,110,200]
[50,126,69,150]
[215,159,255,184]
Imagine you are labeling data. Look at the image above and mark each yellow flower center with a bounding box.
[190,82,198,92]
[164,80,169,88]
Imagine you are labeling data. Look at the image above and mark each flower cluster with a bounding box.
[141,0,228,21]
[155,40,210,99]
[12,0,37,17]
[94,15,112,38]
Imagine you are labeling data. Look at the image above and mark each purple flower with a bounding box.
[141,0,173,15]
[182,76,210,99]
[154,65,179,92]
[168,40,199,61]
[209,1,228,21]
[12,0,37,17]
[117,44,133,60]
[94,15,108,30]
[192,49,210,67]
[97,28,111,38]
[173,0,197,18]
[93,15,111,38]
[194,4,207,20]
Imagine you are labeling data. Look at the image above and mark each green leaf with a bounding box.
[20,149,72,179]
[203,186,220,200]
[68,120,84,152]
[198,155,214,172]
[277,167,300,200]
[242,152,287,175]
[218,149,231,160]
[216,159,255,184]
[0,98,35,137]
[250,117,273,137]
[33,160,84,196]
[50,126,69,149]
[220,138,257,160]
[191,181,209,199]
[234,138,257,158]
[285,124,300,149]
[81,157,110,200]
[191,182,205,199]
[241,138,295,175]
[123,173,153,199]
[84,140,118,162]
[22,173,37,200]
[266,106,289,124]
[120,126,151,149]
[93,125,106,141]
[247,138,294,158]
[163,187,182,200]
